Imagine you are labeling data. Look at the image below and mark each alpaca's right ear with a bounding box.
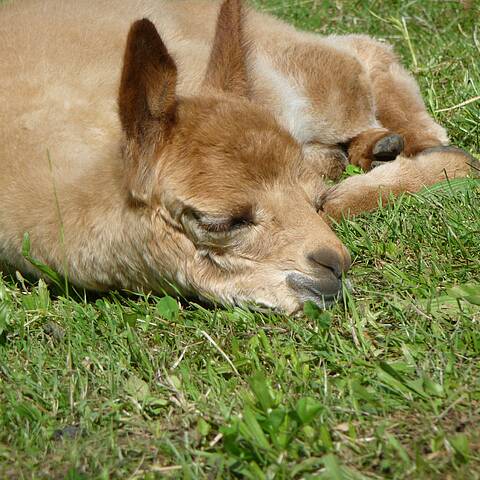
[203,0,250,97]
[118,19,178,202]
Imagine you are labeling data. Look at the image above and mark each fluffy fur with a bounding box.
[0,0,476,313]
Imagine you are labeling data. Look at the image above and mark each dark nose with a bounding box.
[307,247,351,279]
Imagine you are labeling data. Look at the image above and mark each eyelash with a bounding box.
[200,216,253,233]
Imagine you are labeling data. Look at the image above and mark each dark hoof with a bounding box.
[372,134,404,162]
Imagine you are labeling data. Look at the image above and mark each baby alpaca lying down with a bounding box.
[0,0,477,313]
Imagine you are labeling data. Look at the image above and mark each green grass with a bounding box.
[1,1,480,479]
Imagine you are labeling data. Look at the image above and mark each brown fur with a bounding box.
[348,128,392,170]
[0,0,476,314]
[321,147,478,220]
[119,19,178,203]
[203,0,250,96]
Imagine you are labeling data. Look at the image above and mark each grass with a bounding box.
[1,0,480,478]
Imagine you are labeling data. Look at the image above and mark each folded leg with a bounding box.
[347,128,405,170]
[337,34,448,156]
[320,147,478,221]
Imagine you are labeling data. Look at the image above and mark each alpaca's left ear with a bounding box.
[203,0,250,97]
[118,18,178,202]
[118,18,177,144]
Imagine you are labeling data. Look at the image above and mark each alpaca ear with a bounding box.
[203,0,250,96]
[119,18,177,143]
[118,19,178,202]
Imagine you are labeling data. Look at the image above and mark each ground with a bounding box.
[0,0,479,479]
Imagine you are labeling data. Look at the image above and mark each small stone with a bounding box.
[43,322,65,341]
[52,425,82,441]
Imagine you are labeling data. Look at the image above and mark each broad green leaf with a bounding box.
[344,164,364,177]
[378,361,426,399]
[350,379,380,406]
[267,408,286,433]
[240,406,270,451]
[156,295,179,321]
[125,375,150,401]
[447,284,480,306]
[320,424,334,450]
[322,454,343,480]
[387,434,410,463]
[422,376,444,397]
[449,433,471,462]
[296,397,324,425]
[197,418,211,437]
[0,304,9,336]
[303,301,332,328]
[249,371,275,412]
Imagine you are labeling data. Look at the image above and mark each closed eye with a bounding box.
[199,214,253,233]
[187,206,255,235]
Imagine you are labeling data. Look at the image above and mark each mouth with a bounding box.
[208,273,351,316]
[286,272,346,309]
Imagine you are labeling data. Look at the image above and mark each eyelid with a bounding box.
[190,208,254,234]
[199,215,253,234]
[199,219,234,233]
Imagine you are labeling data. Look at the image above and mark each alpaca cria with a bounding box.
[0,0,476,313]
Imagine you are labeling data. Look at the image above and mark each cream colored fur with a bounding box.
[0,0,474,313]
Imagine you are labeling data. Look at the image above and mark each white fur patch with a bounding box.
[254,55,318,144]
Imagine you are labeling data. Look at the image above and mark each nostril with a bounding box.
[307,247,346,278]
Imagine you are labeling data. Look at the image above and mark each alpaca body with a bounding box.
[0,0,472,312]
